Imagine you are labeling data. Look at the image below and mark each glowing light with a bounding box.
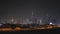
[40,20,42,24]
[49,22,53,25]
[0,24,2,26]
[11,19,14,22]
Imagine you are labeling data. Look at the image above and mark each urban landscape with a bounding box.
[0,0,60,32]
[0,11,59,31]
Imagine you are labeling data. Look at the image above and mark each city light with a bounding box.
[11,19,14,22]
[0,24,2,26]
[49,22,53,25]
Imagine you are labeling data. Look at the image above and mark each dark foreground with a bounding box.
[0,27,60,33]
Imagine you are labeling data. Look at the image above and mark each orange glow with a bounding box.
[15,27,21,30]
[0,25,57,31]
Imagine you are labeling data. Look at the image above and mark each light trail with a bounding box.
[0,25,57,32]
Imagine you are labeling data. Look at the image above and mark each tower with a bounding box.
[32,10,34,24]
[42,14,49,24]
[32,9,37,24]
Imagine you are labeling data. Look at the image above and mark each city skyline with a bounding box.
[0,0,60,24]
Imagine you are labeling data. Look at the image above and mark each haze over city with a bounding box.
[0,0,60,25]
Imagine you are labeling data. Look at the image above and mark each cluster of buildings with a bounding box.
[0,11,56,26]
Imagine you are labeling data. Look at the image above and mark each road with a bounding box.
[0,26,55,31]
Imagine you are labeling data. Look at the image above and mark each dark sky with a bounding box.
[0,0,60,24]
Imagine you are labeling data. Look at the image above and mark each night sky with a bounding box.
[0,0,60,24]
